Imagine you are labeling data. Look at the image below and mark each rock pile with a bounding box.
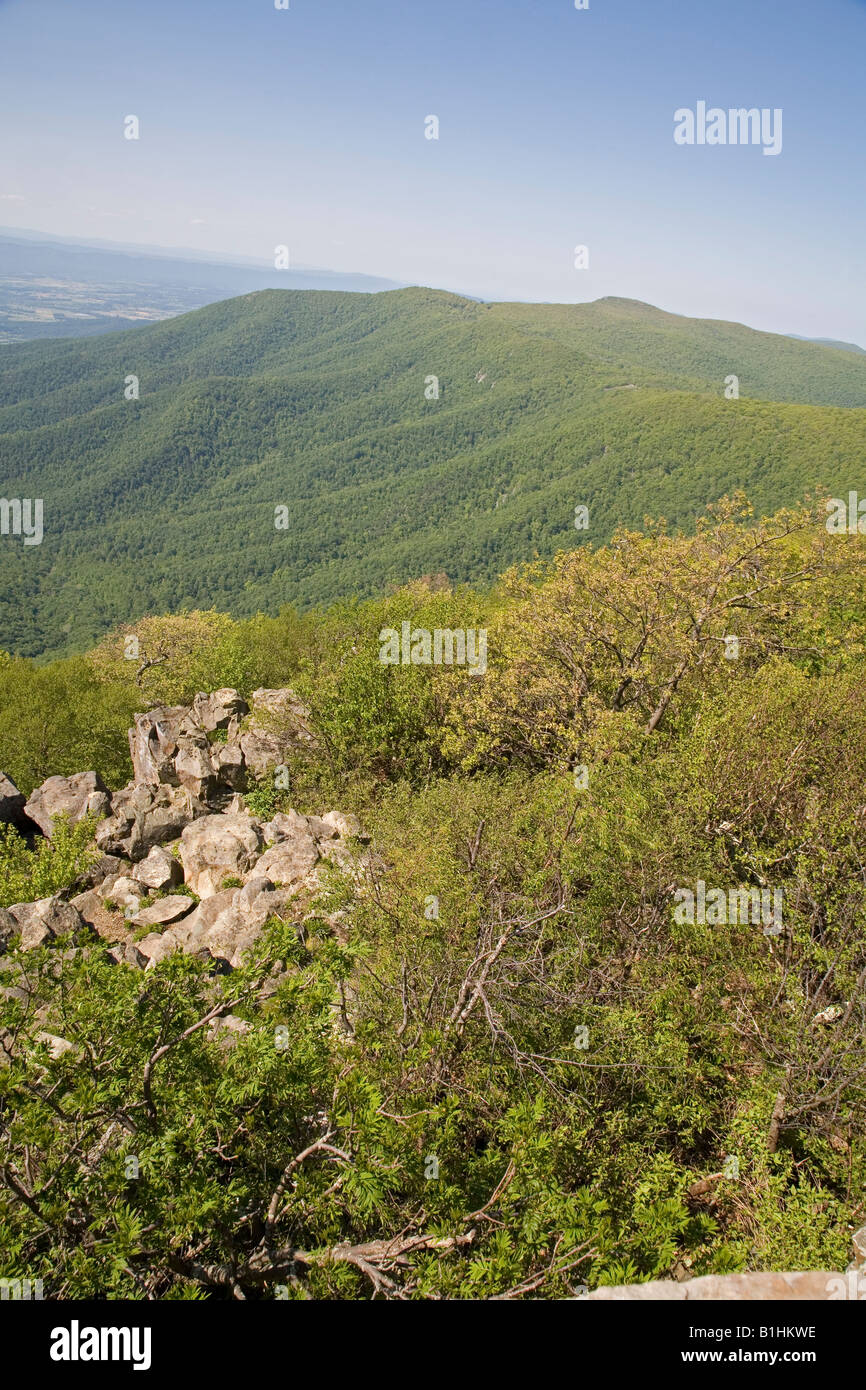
[0,687,361,974]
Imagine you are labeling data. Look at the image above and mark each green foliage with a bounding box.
[1,500,864,1298]
[0,815,98,908]
[0,654,135,794]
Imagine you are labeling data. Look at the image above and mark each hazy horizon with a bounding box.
[3,223,864,353]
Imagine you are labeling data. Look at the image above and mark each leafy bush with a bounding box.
[0,815,98,908]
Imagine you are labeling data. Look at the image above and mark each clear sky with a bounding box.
[0,0,863,340]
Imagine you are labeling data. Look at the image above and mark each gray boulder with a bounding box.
[96,875,143,915]
[137,932,181,968]
[106,941,149,968]
[128,706,189,786]
[8,896,83,950]
[173,740,219,802]
[180,813,263,898]
[70,853,126,893]
[253,836,319,888]
[128,896,194,929]
[24,772,109,838]
[96,784,207,861]
[130,845,182,891]
[190,688,249,733]
[0,772,39,837]
[319,810,361,839]
[261,809,314,844]
[215,742,247,791]
[171,879,293,967]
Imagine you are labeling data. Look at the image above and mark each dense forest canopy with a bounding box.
[1,287,864,660]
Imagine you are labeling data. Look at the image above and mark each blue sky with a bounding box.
[0,0,864,340]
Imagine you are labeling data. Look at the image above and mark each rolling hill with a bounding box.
[0,286,864,659]
[0,230,402,343]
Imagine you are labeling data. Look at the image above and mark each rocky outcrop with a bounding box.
[3,688,360,978]
[14,686,314,862]
[95,784,208,862]
[180,814,264,897]
[127,687,311,804]
[128,896,194,929]
[0,772,41,838]
[7,896,84,950]
[130,845,182,892]
[23,772,110,839]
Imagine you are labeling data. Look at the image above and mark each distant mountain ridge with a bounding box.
[0,230,403,343]
[0,286,864,659]
[787,333,866,356]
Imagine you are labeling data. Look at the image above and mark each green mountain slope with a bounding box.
[495,297,866,406]
[0,287,864,658]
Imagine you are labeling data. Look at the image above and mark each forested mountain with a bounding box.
[1,286,864,659]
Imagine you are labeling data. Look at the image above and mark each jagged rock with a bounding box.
[170,889,236,949]
[320,810,361,839]
[306,814,340,840]
[1,695,358,980]
[191,947,234,974]
[106,941,149,969]
[24,772,110,838]
[171,879,293,967]
[253,836,319,888]
[585,1271,840,1300]
[173,741,219,802]
[128,896,195,929]
[261,809,315,844]
[137,933,181,968]
[237,874,275,904]
[130,845,182,891]
[317,840,356,873]
[128,706,189,786]
[191,689,249,733]
[215,742,246,791]
[69,890,130,943]
[96,784,207,861]
[96,875,143,915]
[0,771,40,837]
[180,814,264,898]
[853,1226,866,1265]
[123,689,313,810]
[70,853,126,894]
[8,896,83,949]
[169,894,256,965]
[0,771,25,823]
